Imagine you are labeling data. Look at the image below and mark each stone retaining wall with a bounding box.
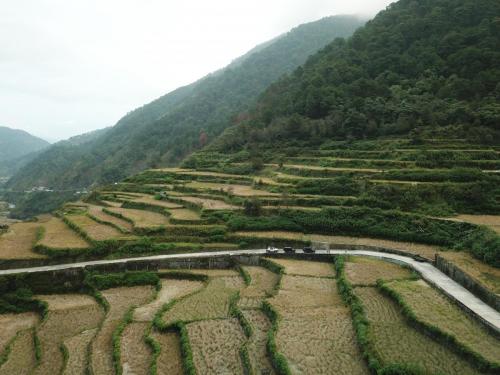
[436,254,500,312]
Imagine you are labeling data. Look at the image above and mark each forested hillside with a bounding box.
[7,15,364,191]
[0,127,49,176]
[212,0,500,151]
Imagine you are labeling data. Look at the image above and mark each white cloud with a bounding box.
[0,0,394,141]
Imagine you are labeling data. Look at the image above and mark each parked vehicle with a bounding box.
[303,246,314,253]
[266,246,279,254]
[283,246,295,253]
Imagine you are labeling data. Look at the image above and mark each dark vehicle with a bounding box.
[413,255,428,263]
[303,246,314,253]
[283,246,295,253]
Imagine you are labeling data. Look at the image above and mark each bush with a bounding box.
[85,271,160,290]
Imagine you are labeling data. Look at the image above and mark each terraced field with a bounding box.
[0,138,499,373]
[267,258,367,374]
[0,257,499,374]
[355,287,481,375]
[0,221,44,259]
[385,279,500,364]
[34,294,104,375]
[344,256,413,285]
[105,207,170,229]
[38,216,90,249]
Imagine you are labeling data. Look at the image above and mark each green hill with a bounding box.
[212,0,500,152]
[6,15,364,191]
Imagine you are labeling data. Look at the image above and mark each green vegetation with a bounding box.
[6,16,364,194]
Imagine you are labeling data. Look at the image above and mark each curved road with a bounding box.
[0,249,499,333]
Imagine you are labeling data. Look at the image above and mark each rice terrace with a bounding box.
[1,0,500,374]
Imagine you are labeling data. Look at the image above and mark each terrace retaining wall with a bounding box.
[436,254,500,312]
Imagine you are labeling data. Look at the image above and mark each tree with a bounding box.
[244,198,262,217]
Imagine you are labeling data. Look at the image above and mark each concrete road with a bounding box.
[0,248,499,333]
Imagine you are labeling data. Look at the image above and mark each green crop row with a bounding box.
[261,301,291,375]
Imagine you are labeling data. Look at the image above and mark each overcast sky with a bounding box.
[0,0,394,142]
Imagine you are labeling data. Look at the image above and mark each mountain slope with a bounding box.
[211,0,500,152]
[0,127,49,163]
[7,15,365,190]
[0,127,50,177]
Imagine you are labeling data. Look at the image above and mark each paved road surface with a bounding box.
[0,249,499,333]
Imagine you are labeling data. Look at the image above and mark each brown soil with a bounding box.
[63,328,98,375]
[0,329,36,375]
[90,286,155,375]
[34,294,104,375]
[151,331,183,375]
[169,208,202,221]
[345,257,413,285]
[187,318,246,375]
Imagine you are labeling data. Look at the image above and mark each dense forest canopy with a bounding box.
[6,15,365,191]
[212,0,500,152]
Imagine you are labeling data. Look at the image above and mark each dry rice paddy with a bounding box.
[87,205,133,232]
[242,310,274,373]
[355,287,480,375]
[386,279,500,363]
[161,277,242,324]
[90,286,155,375]
[187,318,246,375]
[150,332,183,375]
[185,181,278,197]
[266,258,335,277]
[34,294,104,375]
[238,266,279,309]
[63,328,98,375]
[344,256,413,285]
[120,322,150,375]
[271,275,341,310]
[277,306,368,375]
[38,216,89,249]
[0,312,39,354]
[439,251,500,294]
[132,195,184,209]
[65,214,126,241]
[0,221,44,259]
[175,196,238,210]
[134,279,204,322]
[106,207,170,228]
[168,208,202,221]
[0,329,36,375]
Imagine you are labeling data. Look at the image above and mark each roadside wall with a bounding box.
[436,254,500,312]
